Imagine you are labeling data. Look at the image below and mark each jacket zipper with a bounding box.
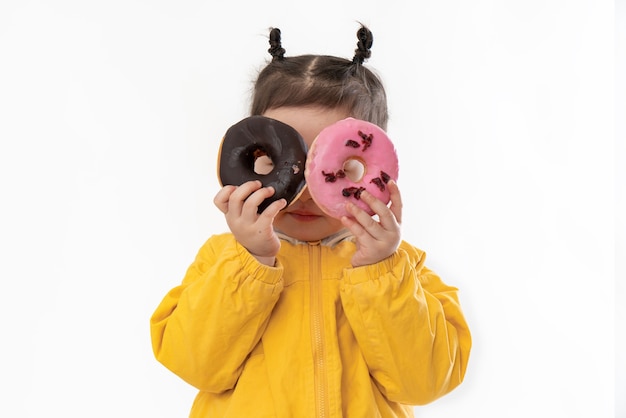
[309,242,329,418]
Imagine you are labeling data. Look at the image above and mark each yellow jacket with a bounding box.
[150,233,471,417]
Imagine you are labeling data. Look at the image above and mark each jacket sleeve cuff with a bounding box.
[234,240,284,285]
[343,250,405,285]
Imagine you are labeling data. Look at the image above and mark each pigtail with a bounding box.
[253,23,388,129]
[352,25,373,65]
[268,28,286,61]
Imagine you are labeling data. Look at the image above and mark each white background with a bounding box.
[0,0,620,417]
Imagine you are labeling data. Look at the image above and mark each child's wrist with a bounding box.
[253,255,276,267]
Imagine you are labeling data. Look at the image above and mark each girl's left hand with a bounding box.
[341,180,403,267]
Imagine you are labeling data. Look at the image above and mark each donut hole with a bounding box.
[342,158,366,182]
[248,147,274,175]
[254,155,274,175]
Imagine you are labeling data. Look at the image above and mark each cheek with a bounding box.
[273,211,288,226]
[324,216,345,231]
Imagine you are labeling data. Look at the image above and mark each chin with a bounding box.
[281,227,326,242]
[275,213,341,242]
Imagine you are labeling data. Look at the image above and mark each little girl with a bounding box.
[151,25,471,418]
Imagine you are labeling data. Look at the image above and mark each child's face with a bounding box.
[263,106,350,242]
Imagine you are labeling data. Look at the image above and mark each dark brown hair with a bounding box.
[250,25,389,130]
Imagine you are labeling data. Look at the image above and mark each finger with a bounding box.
[354,191,395,234]
[228,180,263,215]
[260,197,287,220]
[213,185,237,214]
[346,201,384,239]
[242,186,276,217]
[357,189,388,216]
[387,180,403,224]
[341,214,366,238]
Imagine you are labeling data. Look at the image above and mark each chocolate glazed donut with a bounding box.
[217,115,308,213]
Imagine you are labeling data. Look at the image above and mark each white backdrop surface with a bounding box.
[0,0,619,417]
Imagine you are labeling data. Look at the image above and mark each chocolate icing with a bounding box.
[218,115,308,212]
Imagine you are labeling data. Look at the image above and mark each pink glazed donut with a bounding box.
[304,118,399,219]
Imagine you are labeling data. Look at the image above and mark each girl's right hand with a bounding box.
[213,180,287,265]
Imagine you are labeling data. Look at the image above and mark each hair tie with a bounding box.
[268,28,286,61]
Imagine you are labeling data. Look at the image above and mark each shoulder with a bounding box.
[398,240,427,267]
[194,233,237,260]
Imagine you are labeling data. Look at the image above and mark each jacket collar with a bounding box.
[274,229,355,248]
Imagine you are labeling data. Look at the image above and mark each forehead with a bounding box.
[262,106,351,146]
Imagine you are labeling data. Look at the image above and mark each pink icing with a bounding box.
[304,118,399,219]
